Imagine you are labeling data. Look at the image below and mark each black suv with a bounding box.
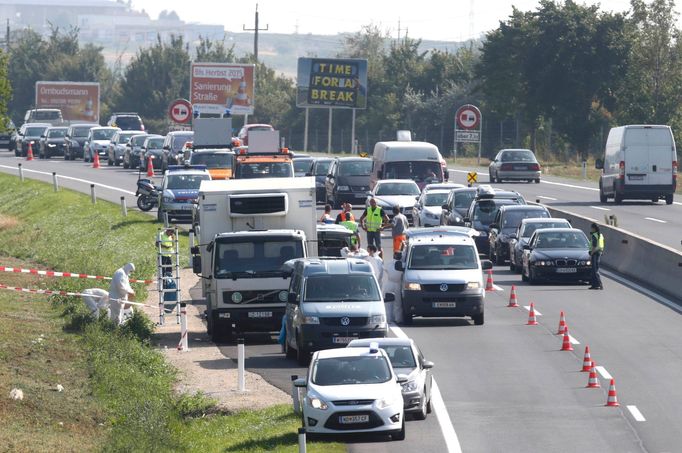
[107,112,145,131]
[324,157,373,208]
[463,186,526,256]
[487,204,550,265]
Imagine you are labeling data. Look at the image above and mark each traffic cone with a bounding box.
[92,152,100,169]
[527,302,538,325]
[26,142,34,161]
[605,379,620,406]
[560,327,573,351]
[586,361,600,388]
[556,311,567,335]
[146,156,154,177]
[581,345,592,372]
[507,285,519,307]
[485,269,494,291]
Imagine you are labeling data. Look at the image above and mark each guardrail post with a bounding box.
[18,163,24,181]
[52,172,59,192]
[291,375,300,414]
[237,338,246,392]
[90,184,96,204]
[582,160,587,180]
[298,428,307,453]
[120,196,127,217]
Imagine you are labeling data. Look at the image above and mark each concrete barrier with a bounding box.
[545,206,682,304]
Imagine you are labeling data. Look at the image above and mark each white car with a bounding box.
[367,179,421,225]
[348,337,434,420]
[413,189,451,227]
[295,345,406,440]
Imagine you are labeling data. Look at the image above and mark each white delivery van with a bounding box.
[597,125,677,204]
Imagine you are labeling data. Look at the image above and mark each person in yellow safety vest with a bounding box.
[360,198,389,257]
[336,202,360,247]
[157,228,174,275]
[588,223,604,290]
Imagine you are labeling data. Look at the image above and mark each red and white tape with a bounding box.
[0,283,149,307]
[0,266,153,284]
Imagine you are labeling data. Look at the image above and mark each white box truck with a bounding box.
[192,177,317,341]
[597,125,677,204]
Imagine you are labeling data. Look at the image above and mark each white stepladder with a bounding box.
[157,227,181,326]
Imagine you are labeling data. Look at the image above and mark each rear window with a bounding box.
[314,160,332,176]
[72,126,93,137]
[146,138,165,149]
[92,129,116,140]
[172,134,193,151]
[521,221,571,238]
[32,111,61,121]
[26,126,48,136]
[500,150,536,162]
[501,209,549,231]
[112,116,142,130]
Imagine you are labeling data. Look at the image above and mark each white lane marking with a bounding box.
[523,305,542,316]
[627,405,646,422]
[595,366,612,380]
[568,334,580,345]
[537,195,557,201]
[390,325,462,453]
[644,217,666,224]
[0,164,136,195]
[601,269,682,314]
[590,205,610,211]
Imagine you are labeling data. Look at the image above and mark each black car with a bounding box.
[16,124,50,157]
[0,118,15,149]
[440,187,478,226]
[38,126,68,158]
[521,228,592,284]
[324,157,373,208]
[293,156,315,177]
[488,204,551,265]
[311,157,333,204]
[464,186,525,256]
[107,112,145,131]
[65,124,98,160]
[509,218,572,273]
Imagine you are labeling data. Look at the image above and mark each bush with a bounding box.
[120,308,156,343]
[175,392,218,419]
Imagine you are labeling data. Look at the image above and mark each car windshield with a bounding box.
[535,231,589,249]
[384,161,442,183]
[146,138,164,149]
[72,127,92,137]
[304,274,380,302]
[312,356,392,386]
[408,244,478,270]
[165,174,209,190]
[521,221,571,238]
[376,182,420,196]
[172,134,193,151]
[47,129,66,138]
[92,129,116,140]
[454,191,476,209]
[382,345,417,369]
[339,160,372,176]
[26,127,48,136]
[113,116,142,130]
[314,160,332,175]
[214,239,303,277]
[501,210,550,232]
[500,150,536,162]
[294,159,314,174]
[191,153,232,168]
[119,133,138,143]
[237,162,293,178]
[424,192,449,206]
[472,200,518,229]
[131,135,148,146]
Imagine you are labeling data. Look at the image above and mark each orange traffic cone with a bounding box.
[146,156,154,177]
[527,302,538,325]
[581,345,592,372]
[92,152,100,169]
[26,142,34,161]
[507,285,519,307]
[586,361,600,388]
[556,311,567,335]
[485,269,494,291]
[605,379,620,406]
[560,327,574,351]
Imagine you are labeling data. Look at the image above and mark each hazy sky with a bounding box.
[132,0,648,41]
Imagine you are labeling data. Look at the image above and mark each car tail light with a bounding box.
[673,161,678,184]
[619,161,625,180]
[529,163,540,171]
[501,163,513,171]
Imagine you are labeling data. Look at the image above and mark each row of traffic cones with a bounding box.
[91,152,154,177]
[507,286,619,406]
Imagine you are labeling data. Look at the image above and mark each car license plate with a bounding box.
[628,175,644,180]
[339,414,369,424]
[513,165,527,170]
[247,311,272,318]
[433,302,456,308]
[556,268,577,273]
[333,336,355,344]
[180,205,193,211]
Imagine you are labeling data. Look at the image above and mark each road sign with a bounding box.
[456,105,481,130]
[467,172,478,184]
[169,99,192,124]
[455,130,481,142]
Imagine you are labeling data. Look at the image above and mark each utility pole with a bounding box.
[243,3,268,63]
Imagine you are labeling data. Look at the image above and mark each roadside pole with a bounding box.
[327,108,333,154]
[237,338,246,392]
[351,108,356,154]
[303,108,309,152]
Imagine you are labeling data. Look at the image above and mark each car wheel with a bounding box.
[426,396,432,414]
[535,178,541,183]
[392,420,406,441]
[123,157,129,169]
[413,392,428,420]
[296,334,309,366]
[285,334,296,359]
[489,171,496,183]
[599,183,607,203]
[472,312,484,325]
[529,267,538,285]
[665,194,673,205]
[509,259,516,272]
[402,312,413,326]
[521,266,529,282]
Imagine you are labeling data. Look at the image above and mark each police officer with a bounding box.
[588,223,604,290]
[360,198,389,256]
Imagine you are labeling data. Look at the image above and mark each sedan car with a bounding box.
[294,345,406,440]
[108,130,144,166]
[16,123,50,157]
[140,135,165,171]
[487,204,551,265]
[38,126,68,158]
[348,337,434,420]
[64,123,99,160]
[509,218,572,272]
[464,187,526,256]
[413,189,451,227]
[489,148,541,183]
[84,127,119,162]
[522,228,592,284]
[368,179,421,225]
[122,133,149,169]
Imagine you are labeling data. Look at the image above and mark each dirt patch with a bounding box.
[0,214,20,231]
[139,268,291,413]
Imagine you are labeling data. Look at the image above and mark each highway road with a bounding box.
[4,150,682,451]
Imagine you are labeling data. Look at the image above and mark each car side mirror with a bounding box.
[192,255,202,273]
[481,260,493,270]
[422,360,434,369]
[522,245,531,250]
[163,145,170,150]
[595,158,604,170]
[441,204,449,211]
[396,374,409,384]
[294,377,307,388]
[489,223,498,230]
[327,174,333,178]
[394,261,404,272]
[415,196,420,200]
[509,233,517,240]
[288,292,299,304]
[384,292,395,302]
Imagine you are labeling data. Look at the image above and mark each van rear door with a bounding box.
[624,127,674,186]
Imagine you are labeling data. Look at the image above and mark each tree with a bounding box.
[0,49,12,130]
[194,37,236,63]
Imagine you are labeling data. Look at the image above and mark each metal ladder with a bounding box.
[157,227,181,325]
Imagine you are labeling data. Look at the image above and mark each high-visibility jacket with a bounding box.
[340,220,359,245]
[364,207,384,232]
[591,232,604,254]
[158,231,173,255]
[339,211,355,222]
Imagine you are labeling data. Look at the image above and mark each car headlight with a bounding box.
[303,316,319,325]
[307,396,328,410]
[454,216,462,223]
[370,314,386,325]
[466,281,480,290]
[377,394,401,409]
[401,380,419,392]
[404,282,421,291]
[585,260,591,266]
[578,260,591,266]
[536,260,553,266]
[337,185,350,191]
[162,196,174,203]
[48,143,56,147]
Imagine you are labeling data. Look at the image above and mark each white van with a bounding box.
[597,125,677,204]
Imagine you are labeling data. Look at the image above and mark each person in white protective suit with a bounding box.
[340,243,369,258]
[385,257,404,324]
[108,263,136,325]
[82,288,110,318]
[364,245,384,290]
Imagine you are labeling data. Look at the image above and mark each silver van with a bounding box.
[284,257,392,365]
[597,125,677,204]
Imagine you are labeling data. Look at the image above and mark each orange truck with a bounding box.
[188,148,234,180]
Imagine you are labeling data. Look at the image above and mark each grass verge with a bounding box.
[0,173,344,452]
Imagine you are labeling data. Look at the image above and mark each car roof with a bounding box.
[376,179,418,184]
[410,234,476,246]
[534,227,583,234]
[295,257,374,276]
[167,130,193,135]
[315,346,388,360]
[500,205,547,212]
[46,126,68,130]
[521,217,569,224]
[335,156,370,162]
[69,123,99,128]
[406,226,480,238]
[422,189,451,195]
[165,167,210,175]
[191,149,234,155]
[424,183,466,191]
[92,126,119,130]
[348,338,415,348]
[499,148,534,153]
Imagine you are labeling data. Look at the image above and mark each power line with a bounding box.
[242,3,268,62]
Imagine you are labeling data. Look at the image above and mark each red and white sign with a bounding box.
[169,99,192,124]
[456,105,481,130]
[190,63,255,115]
[35,81,100,123]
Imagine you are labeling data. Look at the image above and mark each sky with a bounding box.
[132,0,647,41]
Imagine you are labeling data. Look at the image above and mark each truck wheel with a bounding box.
[665,194,673,205]
[599,183,607,203]
[123,158,129,169]
[296,334,309,366]
[402,312,413,326]
[472,312,484,325]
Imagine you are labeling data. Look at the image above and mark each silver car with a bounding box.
[508,218,572,272]
[348,337,434,420]
[108,130,144,166]
[488,148,541,183]
[413,189,451,227]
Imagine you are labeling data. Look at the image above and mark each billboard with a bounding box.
[296,58,368,109]
[190,63,255,115]
[35,81,100,123]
